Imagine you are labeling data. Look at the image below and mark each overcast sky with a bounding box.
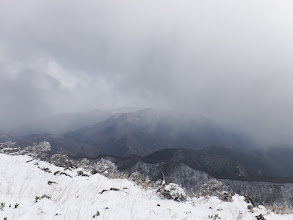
[1,0,293,145]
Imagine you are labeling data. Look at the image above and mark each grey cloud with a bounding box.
[1,0,293,145]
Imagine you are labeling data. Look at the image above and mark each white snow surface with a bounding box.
[0,153,292,220]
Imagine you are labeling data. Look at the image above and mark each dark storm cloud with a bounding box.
[1,0,293,145]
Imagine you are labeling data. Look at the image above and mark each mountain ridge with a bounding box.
[65,108,254,157]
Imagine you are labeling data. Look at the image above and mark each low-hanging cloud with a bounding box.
[0,0,293,145]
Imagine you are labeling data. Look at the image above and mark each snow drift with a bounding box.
[0,152,292,219]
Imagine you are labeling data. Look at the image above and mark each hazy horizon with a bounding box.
[1,0,293,146]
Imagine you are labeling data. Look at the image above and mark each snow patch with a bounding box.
[0,153,292,219]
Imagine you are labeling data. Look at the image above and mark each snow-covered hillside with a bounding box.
[0,153,292,220]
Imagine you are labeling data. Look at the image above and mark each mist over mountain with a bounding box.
[65,108,254,156]
[2,107,293,210]
[1,107,293,182]
[1,1,293,146]
[2,1,293,219]
[0,108,252,155]
[7,110,112,136]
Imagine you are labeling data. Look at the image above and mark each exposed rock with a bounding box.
[54,171,72,178]
[77,170,89,177]
[242,194,256,207]
[255,214,266,220]
[39,167,52,173]
[48,180,57,185]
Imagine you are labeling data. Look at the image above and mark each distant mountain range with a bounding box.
[0,108,253,157]
[112,147,293,206]
[115,146,293,180]
[1,108,293,180]
[65,108,254,157]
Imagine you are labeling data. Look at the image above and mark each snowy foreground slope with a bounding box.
[0,153,292,220]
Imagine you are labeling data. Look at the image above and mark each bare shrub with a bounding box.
[21,141,51,159]
[76,158,90,169]
[265,202,293,215]
[129,172,150,189]
[50,153,76,169]
[200,179,233,202]
[157,182,187,202]
[0,141,51,159]
[90,159,118,178]
[0,142,21,154]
